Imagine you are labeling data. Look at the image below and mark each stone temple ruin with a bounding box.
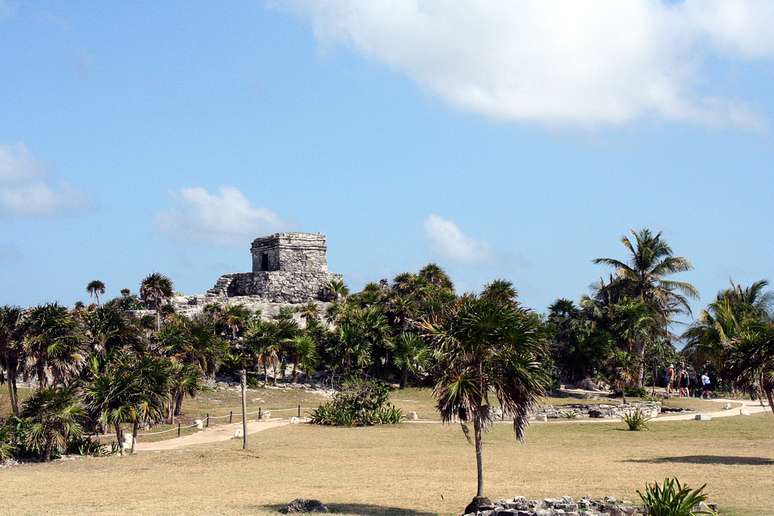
[172,232,342,317]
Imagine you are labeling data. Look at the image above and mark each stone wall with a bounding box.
[206,271,342,304]
[463,495,717,515]
[533,401,661,420]
[251,232,328,274]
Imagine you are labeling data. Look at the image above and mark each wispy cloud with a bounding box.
[155,186,290,246]
[423,214,491,264]
[0,142,89,217]
[286,0,774,128]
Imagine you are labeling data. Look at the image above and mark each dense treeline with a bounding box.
[1,228,772,462]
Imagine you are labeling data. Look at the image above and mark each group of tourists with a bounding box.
[665,363,713,398]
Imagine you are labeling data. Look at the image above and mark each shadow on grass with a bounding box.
[625,455,774,466]
[261,503,436,515]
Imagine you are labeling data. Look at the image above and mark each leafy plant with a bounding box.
[559,410,578,419]
[65,435,109,456]
[310,378,403,426]
[621,408,652,431]
[638,477,714,515]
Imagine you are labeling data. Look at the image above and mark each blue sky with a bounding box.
[1,1,772,321]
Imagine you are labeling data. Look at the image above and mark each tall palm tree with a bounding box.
[86,280,106,306]
[0,305,25,416]
[593,228,699,319]
[140,273,174,331]
[422,291,549,512]
[594,228,698,385]
[20,386,84,461]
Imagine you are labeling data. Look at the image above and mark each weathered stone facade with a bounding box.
[206,232,341,303]
[166,232,342,320]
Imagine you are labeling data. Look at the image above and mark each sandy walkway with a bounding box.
[136,419,289,452]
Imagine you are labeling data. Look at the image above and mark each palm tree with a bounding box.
[325,278,349,301]
[84,353,170,454]
[23,304,85,388]
[422,290,549,512]
[393,332,431,389]
[286,335,317,382]
[0,306,25,416]
[140,273,174,331]
[86,280,106,306]
[166,362,203,423]
[594,228,698,385]
[685,280,773,396]
[20,387,84,461]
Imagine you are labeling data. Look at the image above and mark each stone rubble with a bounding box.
[532,402,661,420]
[463,495,718,515]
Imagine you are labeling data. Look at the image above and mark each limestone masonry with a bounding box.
[170,232,342,317]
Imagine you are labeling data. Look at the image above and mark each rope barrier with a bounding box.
[132,406,312,438]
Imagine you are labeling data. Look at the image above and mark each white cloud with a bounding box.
[0,142,88,216]
[285,0,774,128]
[155,186,290,245]
[424,214,490,263]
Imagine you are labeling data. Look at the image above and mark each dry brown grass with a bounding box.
[2,410,772,515]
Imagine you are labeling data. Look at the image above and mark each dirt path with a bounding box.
[407,398,770,425]
[136,419,289,452]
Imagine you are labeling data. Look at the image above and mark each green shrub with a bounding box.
[310,378,404,426]
[65,435,109,457]
[638,477,715,515]
[621,408,652,431]
[559,410,578,419]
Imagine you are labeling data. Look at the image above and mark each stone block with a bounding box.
[695,414,712,421]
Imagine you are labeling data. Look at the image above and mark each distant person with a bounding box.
[678,368,689,397]
[701,372,712,399]
[666,364,676,395]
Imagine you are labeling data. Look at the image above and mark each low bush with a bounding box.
[638,477,714,515]
[621,408,652,431]
[310,378,404,426]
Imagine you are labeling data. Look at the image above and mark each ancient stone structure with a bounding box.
[165,232,342,320]
[206,232,341,304]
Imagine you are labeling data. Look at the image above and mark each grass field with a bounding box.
[2,407,772,515]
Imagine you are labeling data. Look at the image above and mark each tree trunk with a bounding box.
[174,392,184,416]
[115,423,124,456]
[6,364,19,416]
[130,420,139,454]
[156,310,161,332]
[36,360,47,388]
[167,393,176,424]
[44,440,53,462]
[637,343,646,388]
[292,361,298,383]
[473,415,484,498]
[400,367,408,390]
[263,364,268,387]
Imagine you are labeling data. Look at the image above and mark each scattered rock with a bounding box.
[575,378,600,391]
[285,498,328,513]
[233,428,244,438]
[740,408,751,416]
[407,411,419,421]
[290,416,301,425]
[695,414,712,421]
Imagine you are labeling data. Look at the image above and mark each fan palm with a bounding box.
[86,280,106,306]
[422,291,549,510]
[20,386,84,461]
[23,303,85,388]
[140,273,174,331]
[393,332,431,389]
[0,305,25,416]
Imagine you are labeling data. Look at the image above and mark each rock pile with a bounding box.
[464,495,642,515]
[532,402,660,420]
[285,498,328,513]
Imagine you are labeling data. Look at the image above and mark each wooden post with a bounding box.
[298,404,301,418]
[206,414,210,428]
[258,407,262,420]
[229,411,233,424]
[241,368,248,450]
[177,422,181,437]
